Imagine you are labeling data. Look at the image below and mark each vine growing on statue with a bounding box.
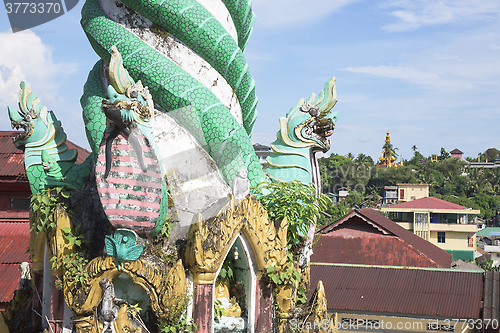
[50,252,89,290]
[50,224,89,290]
[266,246,308,306]
[253,180,332,246]
[30,187,71,233]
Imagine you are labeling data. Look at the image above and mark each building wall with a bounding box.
[429,230,474,252]
[397,184,429,202]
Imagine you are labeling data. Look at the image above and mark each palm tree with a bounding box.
[355,153,373,172]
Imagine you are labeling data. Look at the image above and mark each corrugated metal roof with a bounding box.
[312,232,443,268]
[386,196,467,210]
[0,131,90,178]
[0,264,23,302]
[319,209,452,268]
[0,223,30,263]
[310,264,483,319]
[477,227,500,237]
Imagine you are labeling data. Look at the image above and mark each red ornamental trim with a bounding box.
[96,177,162,189]
[96,154,158,165]
[100,198,161,209]
[104,208,159,218]
[95,165,161,177]
[106,219,156,228]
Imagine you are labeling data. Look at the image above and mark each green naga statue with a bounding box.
[266,79,338,191]
[8,81,93,193]
[6,1,340,331]
[8,0,339,237]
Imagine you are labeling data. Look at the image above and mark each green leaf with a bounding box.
[271,275,281,284]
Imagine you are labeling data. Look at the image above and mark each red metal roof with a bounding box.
[312,232,443,268]
[0,264,23,303]
[0,132,26,180]
[0,223,30,263]
[319,208,452,268]
[0,131,90,179]
[0,223,30,304]
[387,197,467,210]
[310,264,483,318]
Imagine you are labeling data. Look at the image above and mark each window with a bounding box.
[10,197,30,210]
[437,232,446,243]
[399,189,405,200]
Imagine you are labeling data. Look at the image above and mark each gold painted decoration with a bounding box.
[65,256,186,329]
[185,194,288,284]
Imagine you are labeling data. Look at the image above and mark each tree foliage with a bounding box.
[319,148,500,222]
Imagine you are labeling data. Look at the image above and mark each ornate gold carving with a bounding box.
[67,257,186,332]
[185,194,288,284]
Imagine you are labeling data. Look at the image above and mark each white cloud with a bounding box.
[381,0,500,32]
[0,29,78,122]
[342,65,476,91]
[251,0,361,28]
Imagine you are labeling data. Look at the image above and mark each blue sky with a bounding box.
[1,0,499,162]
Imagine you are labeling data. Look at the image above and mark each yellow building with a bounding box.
[396,183,429,202]
[381,197,480,261]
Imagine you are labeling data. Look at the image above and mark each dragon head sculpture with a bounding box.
[284,77,338,153]
[8,81,64,151]
[265,77,338,191]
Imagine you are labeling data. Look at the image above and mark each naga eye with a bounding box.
[130,90,138,98]
[308,107,320,118]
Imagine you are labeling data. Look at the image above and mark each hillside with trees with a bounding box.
[318,147,500,224]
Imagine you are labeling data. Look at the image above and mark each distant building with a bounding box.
[450,148,463,159]
[311,209,482,331]
[376,132,399,168]
[468,154,500,169]
[477,227,500,265]
[252,143,272,165]
[381,197,480,261]
[396,183,429,202]
[383,186,398,205]
[383,183,429,204]
[313,208,451,268]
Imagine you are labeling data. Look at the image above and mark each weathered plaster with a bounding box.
[151,109,231,239]
[100,0,243,126]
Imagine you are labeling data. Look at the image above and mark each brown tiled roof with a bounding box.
[450,148,463,154]
[310,264,483,318]
[385,197,467,210]
[318,208,452,268]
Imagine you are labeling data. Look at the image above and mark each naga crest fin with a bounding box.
[109,45,135,94]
